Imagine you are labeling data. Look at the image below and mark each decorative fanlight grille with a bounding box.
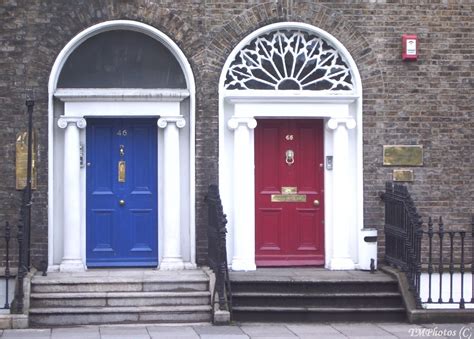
[224,30,353,91]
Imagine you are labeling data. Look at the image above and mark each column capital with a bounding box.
[327,117,356,130]
[57,116,87,129]
[227,117,257,131]
[157,116,186,129]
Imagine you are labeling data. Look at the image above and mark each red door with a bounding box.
[255,119,324,266]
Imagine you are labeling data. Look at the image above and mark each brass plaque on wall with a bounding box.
[16,131,37,190]
[383,145,423,166]
[393,169,414,182]
[271,194,306,202]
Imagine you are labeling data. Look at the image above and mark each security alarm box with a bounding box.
[402,34,417,61]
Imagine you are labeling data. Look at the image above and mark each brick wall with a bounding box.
[0,0,472,267]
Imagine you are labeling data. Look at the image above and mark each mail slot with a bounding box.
[271,194,306,202]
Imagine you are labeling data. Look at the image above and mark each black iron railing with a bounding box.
[423,216,473,309]
[10,98,35,314]
[382,182,473,309]
[205,184,232,319]
[2,221,12,310]
[381,182,423,307]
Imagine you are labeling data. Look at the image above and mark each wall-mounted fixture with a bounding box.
[402,34,418,61]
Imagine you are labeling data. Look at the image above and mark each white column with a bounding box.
[327,117,356,270]
[158,116,186,270]
[227,117,257,271]
[57,116,86,272]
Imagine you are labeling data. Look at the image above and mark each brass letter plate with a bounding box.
[271,194,306,203]
[281,187,297,195]
[16,131,37,190]
[383,145,423,166]
[393,169,414,182]
[118,161,126,182]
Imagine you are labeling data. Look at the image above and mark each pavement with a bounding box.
[0,322,472,339]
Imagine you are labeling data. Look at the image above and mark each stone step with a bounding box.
[232,306,406,322]
[30,291,211,308]
[232,292,404,308]
[29,305,212,326]
[31,280,209,293]
[230,280,399,294]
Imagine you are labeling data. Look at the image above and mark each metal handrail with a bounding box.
[205,184,232,320]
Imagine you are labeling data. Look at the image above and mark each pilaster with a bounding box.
[327,117,356,270]
[227,117,257,271]
[158,116,186,270]
[57,116,86,272]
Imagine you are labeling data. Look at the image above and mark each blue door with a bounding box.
[86,118,158,267]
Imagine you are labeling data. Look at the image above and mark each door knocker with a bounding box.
[285,149,295,166]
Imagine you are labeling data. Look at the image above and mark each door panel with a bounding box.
[86,118,158,267]
[255,119,324,266]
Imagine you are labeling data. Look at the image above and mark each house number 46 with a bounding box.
[117,129,128,136]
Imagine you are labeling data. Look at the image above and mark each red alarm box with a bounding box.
[402,34,418,61]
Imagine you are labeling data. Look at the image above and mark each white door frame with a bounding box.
[218,23,366,271]
[47,21,196,271]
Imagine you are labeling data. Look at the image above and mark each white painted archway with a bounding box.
[48,20,196,271]
[219,22,366,271]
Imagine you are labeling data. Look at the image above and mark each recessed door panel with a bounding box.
[86,118,158,267]
[255,119,324,266]
[256,208,283,251]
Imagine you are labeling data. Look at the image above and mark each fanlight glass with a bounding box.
[224,30,353,91]
[58,30,186,88]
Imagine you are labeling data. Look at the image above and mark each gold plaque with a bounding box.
[383,145,423,166]
[393,169,414,182]
[118,161,126,182]
[16,131,37,190]
[271,194,306,202]
[281,187,297,195]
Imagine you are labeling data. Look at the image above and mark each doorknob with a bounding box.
[119,199,125,206]
[313,200,320,206]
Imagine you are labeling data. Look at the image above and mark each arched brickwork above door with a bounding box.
[205,2,384,96]
[34,1,201,77]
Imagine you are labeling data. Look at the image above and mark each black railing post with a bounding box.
[459,231,466,309]
[24,98,34,270]
[448,231,455,303]
[427,217,433,303]
[471,215,474,304]
[438,217,444,304]
[414,226,423,308]
[11,214,25,314]
[11,97,34,314]
[4,222,11,309]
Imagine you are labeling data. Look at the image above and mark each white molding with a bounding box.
[227,117,257,130]
[327,117,357,130]
[55,88,190,102]
[224,90,358,104]
[218,22,364,271]
[158,116,186,129]
[48,20,196,270]
[57,116,87,129]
